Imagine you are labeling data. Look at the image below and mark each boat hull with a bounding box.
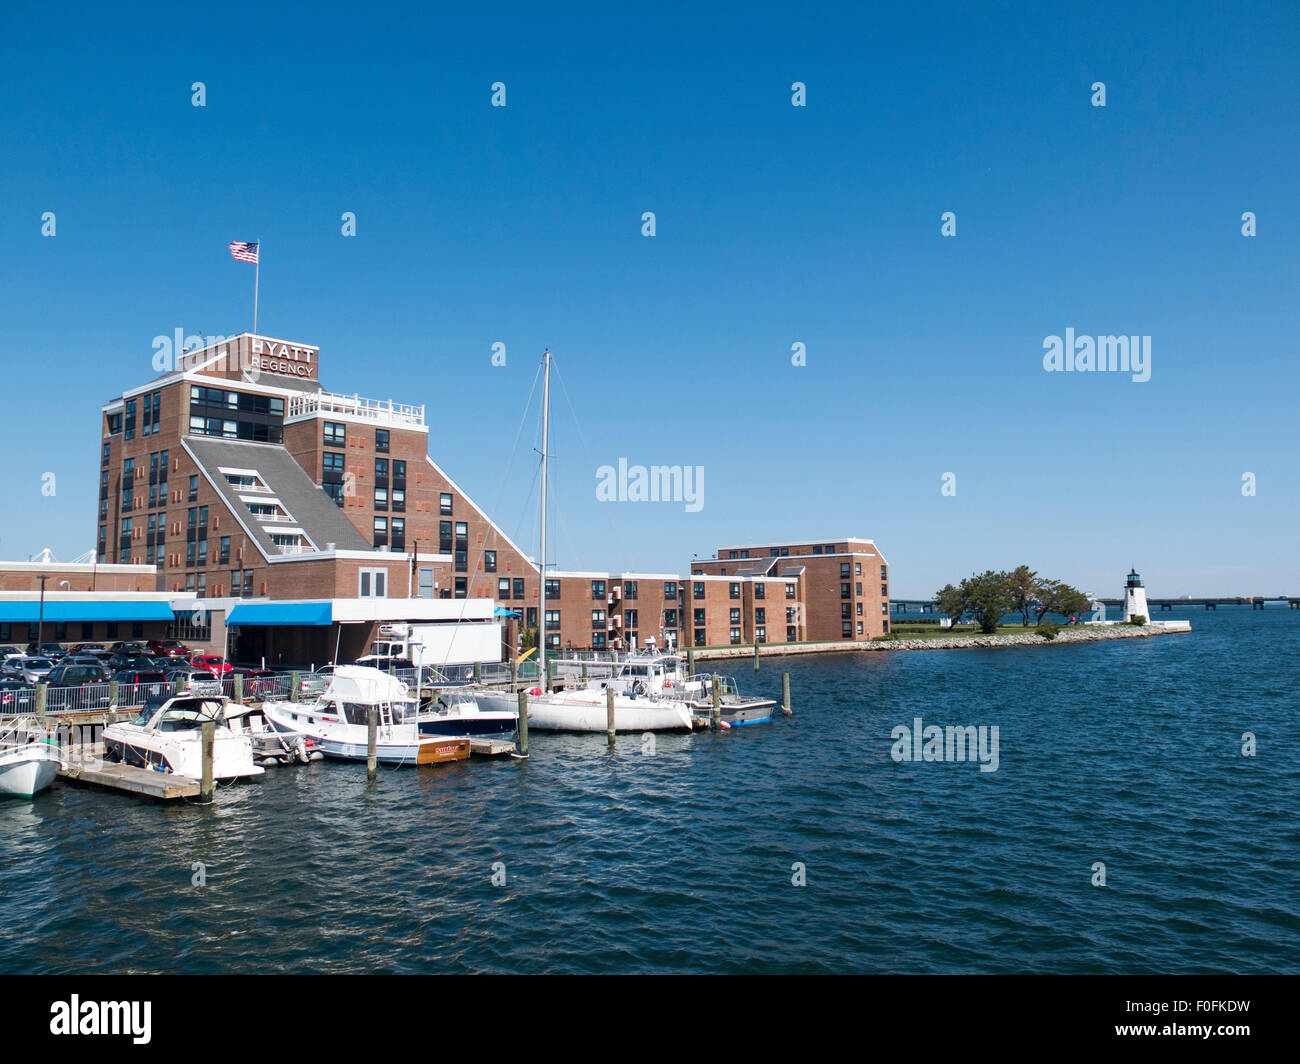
[418,715,517,739]
[475,690,694,733]
[0,746,60,797]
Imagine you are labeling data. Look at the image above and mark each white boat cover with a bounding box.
[322,665,412,704]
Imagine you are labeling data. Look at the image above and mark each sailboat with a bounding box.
[474,350,694,733]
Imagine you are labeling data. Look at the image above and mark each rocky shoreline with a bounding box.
[692,623,1189,660]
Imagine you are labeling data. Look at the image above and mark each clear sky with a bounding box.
[1,0,1296,598]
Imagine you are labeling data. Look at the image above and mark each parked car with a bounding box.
[107,652,163,672]
[15,657,56,683]
[26,642,67,659]
[163,667,222,696]
[145,639,190,659]
[45,662,111,686]
[108,669,171,705]
[189,654,233,677]
[1,654,29,679]
[106,641,149,658]
[0,680,37,714]
[231,667,282,700]
[60,654,109,670]
[69,642,109,656]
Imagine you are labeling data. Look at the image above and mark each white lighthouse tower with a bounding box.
[1122,568,1151,623]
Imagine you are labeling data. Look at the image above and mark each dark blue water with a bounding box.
[3,608,1298,973]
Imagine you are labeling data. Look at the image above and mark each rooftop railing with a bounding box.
[287,391,425,428]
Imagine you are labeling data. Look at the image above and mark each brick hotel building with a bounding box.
[90,332,888,656]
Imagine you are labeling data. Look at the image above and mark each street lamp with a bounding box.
[36,573,48,652]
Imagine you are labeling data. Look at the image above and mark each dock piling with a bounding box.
[233,673,244,704]
[687,647,695,679]
[754,642,760,672]
[606,684,616,745]
[366,706,378,780]
[782,672,792,716]
[516,688,529,757]
[199,720,215,803]
[509,657,517,690]
[290,671,300,702]
[711,674,721,730]
[34,683,47,726]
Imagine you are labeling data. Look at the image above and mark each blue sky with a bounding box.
[1,0,1296,598]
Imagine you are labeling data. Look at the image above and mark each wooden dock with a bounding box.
[469,738,516,758]
[58,744,199,800]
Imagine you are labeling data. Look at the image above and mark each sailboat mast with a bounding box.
[538,350,551,671]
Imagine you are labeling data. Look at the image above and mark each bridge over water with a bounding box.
[889,596,1300,614]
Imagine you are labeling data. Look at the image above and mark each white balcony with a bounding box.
[287,390,425,428]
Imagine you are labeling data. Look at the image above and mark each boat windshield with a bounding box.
[341,700,416,725]
[156,702,225,732]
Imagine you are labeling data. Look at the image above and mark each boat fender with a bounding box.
[527,687,542,696]
[719,720,731,729]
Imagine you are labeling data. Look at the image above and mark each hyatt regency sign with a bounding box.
[251,337,317,379]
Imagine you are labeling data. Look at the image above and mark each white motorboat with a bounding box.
[102,694,265,780]
[0,725,61,797]
[418,689,517,739]
[262,666,469,766]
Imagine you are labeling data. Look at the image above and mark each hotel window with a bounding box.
[729,551,738,559]
[664,609,677,627]
[230,570,241,597]
[856,582,863,596]
[323,452,345,475]
[196,572,207,598]
[881,584,888,598]
[187,507,197,529]
[693,629,706,646]
[624,581,638,599]
[186,541,196,567]
[786,607,799,624]
[693,582,705,600]
[755,608,766,624]
[374,458,388,484]
[881,565,888,581]
[841,603,851,619]
[812,546,822,555]
[484,550,497,572]
[546,632,561,649]
[513,578,525,599]
[780,548,789,556]
[729,608,741,624]
[545,610,560,628]
[591,609,606,629]
[418,568,435,598]
[592,632,607,650]
[754,584,765,599]
[881,603,889,615]
[198,505,208,528]
[375,429,390,453]
[185,573,195,593]
[391,488,405,512]
[730,628,741,645]
[841,583,851,599]
[591,580,606,600]
[693,608,706,627]
[785,583,796,599]
[454,577,467,598]
[374,517,388,548]
[787,625,797,642]
[664,581,677,599]
[729,583,740,599]
[124,399,136,439]
[527,607,538,627]
[323,422,346,447]
[218,536,230,564]
[856,602,863,617]
[741,550,750,559]
[498,578,511,599]
[545,578,560,598]
[324,482,344,506]
[455,549,467,571]
[374,487,388,511]
[439,521,453,552]
[391,518,405,550]
[842,622,853,638]
[359,568,387,597]
[101,442,110,466]
[840,562,851,578]
[188,475,198,501]
[624,609,638,628]
[883,620,890,634]
[243,570,254,597]
[756,626,766,643]
[159,450,168,483]
[439,493,453,515]
[148,481,158,508]
[107,412,122,435]
[857,622,864,635]
[146,543,156,564]
[855,562,863,576]
[197,539,207,565]
[392,460,405,485]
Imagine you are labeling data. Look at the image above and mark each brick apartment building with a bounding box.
[88,332,889,655]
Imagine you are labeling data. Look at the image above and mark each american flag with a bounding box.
[228,240,259,264]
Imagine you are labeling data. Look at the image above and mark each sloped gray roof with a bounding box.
[183,436,371,560]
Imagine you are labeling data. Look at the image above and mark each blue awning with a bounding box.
[494,607,522,617]
[226,601,333,626]
[0,601,175,623]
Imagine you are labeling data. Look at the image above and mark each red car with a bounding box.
[147,639,191,658]
[190,654,232,676]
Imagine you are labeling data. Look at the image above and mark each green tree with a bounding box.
[963,570,1016,633]
[934,582,965,624]
[1005,565,1039,626]
[1033,580,1092,623]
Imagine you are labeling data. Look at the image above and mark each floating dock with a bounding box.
[58,744,199,801]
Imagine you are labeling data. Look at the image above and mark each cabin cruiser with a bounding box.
[679,672,777,726]
[102,695,265,780]
[418,689,517,739]
[0,724,61,797]
[261,666,468,766]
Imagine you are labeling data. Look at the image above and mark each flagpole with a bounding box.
[253,238,260,334]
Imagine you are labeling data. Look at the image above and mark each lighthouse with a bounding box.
[1123,568,1150,623]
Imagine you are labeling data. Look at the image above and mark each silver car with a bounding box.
[17,657,55,683]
